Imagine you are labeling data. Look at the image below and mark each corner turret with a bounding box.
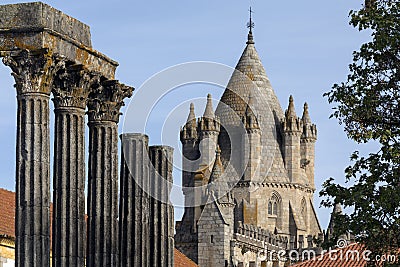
[179,103,200,236]
[300,102,317,188]
[198,94,220,169]
[282,95,303,183]
[242,94,261,181]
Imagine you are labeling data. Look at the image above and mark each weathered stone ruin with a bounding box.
[0,2,174,266]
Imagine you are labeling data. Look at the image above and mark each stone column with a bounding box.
[1,49,62,267]
[51,64,91,267]
[149,146,174,267]
[119,133,150,267]
[86,80,133,267]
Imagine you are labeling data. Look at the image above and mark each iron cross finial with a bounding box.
[247,6,255,33]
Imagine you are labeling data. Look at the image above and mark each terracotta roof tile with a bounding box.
[0,188,15,237]
[290,243,390,267]
[0,188,53,244]
[174,249,198,267]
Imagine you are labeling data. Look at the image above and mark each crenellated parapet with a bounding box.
[235,221,289,251]
[198,94,220,137]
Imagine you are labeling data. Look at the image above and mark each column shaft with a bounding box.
[2,49,59,267]
[16,93,51,267]
[87,121,119,267]
[86,79,133,267]
[52,108,86,267]
[51,65,91,267]
[119,134,150,267]
[149,146,174,267]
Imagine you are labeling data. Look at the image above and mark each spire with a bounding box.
[247,7,255,44]
[216,12,288,183]
[301,102,317,140]
[285,95,297,119]
[283,95,302,134]
[302,102,311,124]
[326,201,345,242]
[203,94,215,118]
[209,146,223,183]
[186,102,196,125]
[181,103,197,142]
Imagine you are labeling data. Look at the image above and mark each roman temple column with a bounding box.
[1,49,62,267]
[86,79,133,267]
[149,145,175,267]
[51,64,92,267]
[119,133,150,267]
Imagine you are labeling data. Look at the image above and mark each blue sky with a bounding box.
[0,0,374,230]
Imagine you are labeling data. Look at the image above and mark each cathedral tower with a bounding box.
[175,12,322,266]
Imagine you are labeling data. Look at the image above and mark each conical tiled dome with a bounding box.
[215,31,288,182]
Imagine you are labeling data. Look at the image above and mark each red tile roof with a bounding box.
[0,188,15,237]
[0,188,198,267]
[291,243,366,267]
[290,242,397,267]
[0,188,53,241]
[174,248,198,267]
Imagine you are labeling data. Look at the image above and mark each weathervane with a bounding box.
[247,6,255,32]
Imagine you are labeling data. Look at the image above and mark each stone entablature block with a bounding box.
[0,2,117,79]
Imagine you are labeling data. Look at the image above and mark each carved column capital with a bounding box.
[1,49,63,96]
[87,79,134,123]
[52,64,94,110]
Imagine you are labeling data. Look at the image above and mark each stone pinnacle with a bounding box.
[203,94,214,118]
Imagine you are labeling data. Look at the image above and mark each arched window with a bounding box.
[267,191,281,216]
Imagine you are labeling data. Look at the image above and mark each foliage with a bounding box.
[320,0,400,263]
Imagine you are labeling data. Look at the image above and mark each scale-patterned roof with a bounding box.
[215,31,288,182]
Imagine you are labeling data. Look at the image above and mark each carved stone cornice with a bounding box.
[52,64,94,110]
[87,79,133,123]
[1,49,63,96]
